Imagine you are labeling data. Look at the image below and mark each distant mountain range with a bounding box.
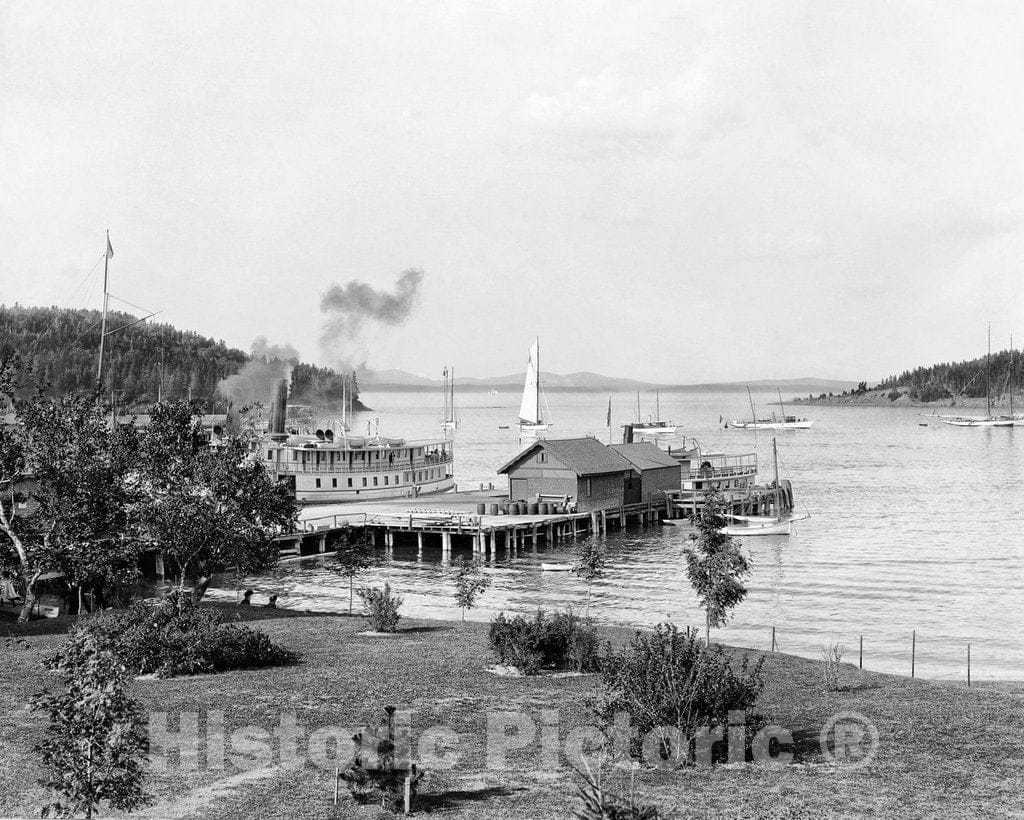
[362,369,859,394]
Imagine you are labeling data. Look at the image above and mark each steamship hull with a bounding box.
[261,378,456,504]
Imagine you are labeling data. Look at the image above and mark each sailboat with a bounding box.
[632,390,677,437]
[517,338,551,439]
[995,336,1024,426]
[441,366,459,432]
[726,388,814,429]
[940,326,1014,427]
[720,438,810,536]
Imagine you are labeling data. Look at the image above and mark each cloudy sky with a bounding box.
[3,1,1023,383]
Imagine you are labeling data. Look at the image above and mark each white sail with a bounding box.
[518,340,541,424]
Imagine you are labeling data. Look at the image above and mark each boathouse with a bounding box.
[609,442,682,505]
[497,437,632,513]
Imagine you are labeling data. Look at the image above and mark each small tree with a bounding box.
[683,489,751,646]
[32,629,151,819]
[452,557,491,621]
[573,538,605,618]
[329,528,378,615]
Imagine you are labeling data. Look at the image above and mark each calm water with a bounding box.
[208,388,1024,680]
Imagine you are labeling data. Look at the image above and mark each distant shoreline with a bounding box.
[791,389,1019,408]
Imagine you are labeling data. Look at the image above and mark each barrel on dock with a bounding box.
[488,503,499,515]
[539,502,549,515]
[476,503,486,515]
[528,502,539,515]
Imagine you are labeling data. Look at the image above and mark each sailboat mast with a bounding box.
[96,230,111,386]
[656,389,660,420]
[1011,335,1015,417]
[773,436,779,487]
[777,388,787,418]
[986,324,992,417]
[535,337,541,424]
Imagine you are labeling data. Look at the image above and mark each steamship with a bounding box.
[259,379,455,504]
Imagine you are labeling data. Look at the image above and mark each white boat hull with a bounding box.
[721,513,809,536]
[939,417,1014,427]
[727,420,814,430]
[541,562,572,572]
[632,424,678,436]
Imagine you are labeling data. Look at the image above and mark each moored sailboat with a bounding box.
[517,338,551,441]
[632,390,678,437]
[940,326,1014,428]
[726,388,814,430]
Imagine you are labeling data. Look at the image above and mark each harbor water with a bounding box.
[207,388,1024,680]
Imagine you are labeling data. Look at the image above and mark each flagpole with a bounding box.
[96,230,112,388]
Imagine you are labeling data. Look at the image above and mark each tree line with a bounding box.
[874,346,1022,402]
[0,305,360,409]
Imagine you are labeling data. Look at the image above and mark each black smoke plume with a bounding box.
[319,268,424,366]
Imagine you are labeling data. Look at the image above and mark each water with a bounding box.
[208,388,1024,680]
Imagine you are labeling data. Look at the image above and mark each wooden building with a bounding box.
[497,437,633,513]
[609,442,682,505]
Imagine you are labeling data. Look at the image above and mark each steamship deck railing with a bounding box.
[269,455,454,474]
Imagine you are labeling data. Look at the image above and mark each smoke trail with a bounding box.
[319,268,424,363]
[217,337,299,408]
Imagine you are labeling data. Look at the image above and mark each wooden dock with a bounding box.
[274,490,672,560]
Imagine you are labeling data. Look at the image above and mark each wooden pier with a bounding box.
[273,491,672,560]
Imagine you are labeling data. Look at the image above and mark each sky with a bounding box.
[2,0,1024,384]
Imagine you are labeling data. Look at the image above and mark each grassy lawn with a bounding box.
[2,605,1022,818]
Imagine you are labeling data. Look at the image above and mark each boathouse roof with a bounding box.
[609,442,681,471]
[497,437,633,477]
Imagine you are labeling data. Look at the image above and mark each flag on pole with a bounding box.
[606,396,612,427]
[105,232,114,260]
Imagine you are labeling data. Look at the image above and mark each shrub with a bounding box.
[68,593,299,678]
[593,623,764,765]
[888,388,901,402]
[33,629,151,819]
[488,610,600,675]
[822,643,845,691]
[574,762,663,820]
[358,582,403,632]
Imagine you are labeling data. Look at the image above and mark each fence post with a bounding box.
[859,635,863,669]
[771,626,776,652]
[967,643,971,688]
[911,630,916,678]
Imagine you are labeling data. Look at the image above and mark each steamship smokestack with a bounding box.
[269,378,288,439]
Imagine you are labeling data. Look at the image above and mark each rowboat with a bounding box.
[540,562,573,572]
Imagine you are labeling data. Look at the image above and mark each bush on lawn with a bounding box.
[488,610,600,675]
[66,592,299,678]
[593,623,764,765]
[357,582,403,633]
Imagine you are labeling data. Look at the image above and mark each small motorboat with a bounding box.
[498,425,510,429]
[541,562,573,572]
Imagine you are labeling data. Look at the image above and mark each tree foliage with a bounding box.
[134,401,297,604]
[328,528,378,614]
[573,538,606,617]
[683,490,751,646]
[452,556,491,621]
[32,629,151,819]
[0,359,142,620]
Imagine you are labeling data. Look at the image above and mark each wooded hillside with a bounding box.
[0,305,358,410]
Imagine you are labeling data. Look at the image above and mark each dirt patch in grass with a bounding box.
[1,608,1022,818]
